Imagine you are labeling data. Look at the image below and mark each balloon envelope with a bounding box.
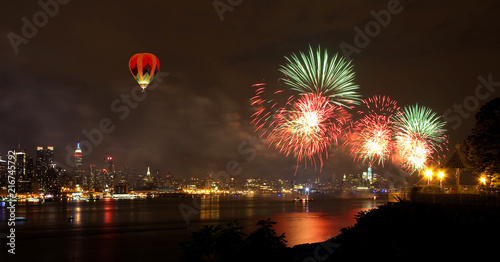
[129,53,160,89]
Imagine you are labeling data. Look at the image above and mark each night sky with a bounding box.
[1,0,499,180]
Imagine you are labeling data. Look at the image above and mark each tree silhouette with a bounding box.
[180,224,222,261]
[180,218,289,262]
[461,98,500,181]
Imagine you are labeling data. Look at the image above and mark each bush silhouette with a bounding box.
[181,218,289,262]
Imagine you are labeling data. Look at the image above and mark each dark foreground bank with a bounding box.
[181,201,500,261]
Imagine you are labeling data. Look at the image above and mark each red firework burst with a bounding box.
[348,95,400,166]
[269,93,350,171]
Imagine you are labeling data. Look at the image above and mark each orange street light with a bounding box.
[425,170,433,185]
[438,171,444,188]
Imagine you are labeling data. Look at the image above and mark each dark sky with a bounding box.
[1,0,499,180]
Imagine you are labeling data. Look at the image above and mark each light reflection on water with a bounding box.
[194,194,383,246]
[200,195,221,220]
[0,195,385,261]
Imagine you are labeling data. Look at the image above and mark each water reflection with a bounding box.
[267,199,383,246]
[301,201,309,212]
[3,196,385,262]
[200,195,220,220]
[74,206,81,225]
[103,199,114,224]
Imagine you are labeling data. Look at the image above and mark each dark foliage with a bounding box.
[180,219,290,262]
[328,201,500,260]
[461,98,500,177]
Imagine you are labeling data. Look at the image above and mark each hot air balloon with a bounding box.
[129,53,160,92]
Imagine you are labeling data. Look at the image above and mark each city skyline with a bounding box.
[1,137,482,198]
[1,140,385,181]
[2,138,405,199]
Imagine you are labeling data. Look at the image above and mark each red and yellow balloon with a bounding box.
[129,53,160,92]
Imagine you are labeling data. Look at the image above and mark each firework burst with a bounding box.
[392,104,448,173]
[269,93,350,170]
[279,45,361,108]
[348,95,400,166]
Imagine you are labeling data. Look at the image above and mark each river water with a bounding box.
[0,194,384,261]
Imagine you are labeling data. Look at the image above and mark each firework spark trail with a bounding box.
[392,104,448,173]
[348,95,400,166]
[356,95,400,117]
[250,83,294,138]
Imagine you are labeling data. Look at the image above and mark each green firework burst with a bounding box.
[392,104,448,172]
[279,46,361,108]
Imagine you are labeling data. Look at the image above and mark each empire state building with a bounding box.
[75,143,83,170]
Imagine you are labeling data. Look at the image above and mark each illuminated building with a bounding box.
[367,166,373,185]
[114,183,129,194]
[47,146,54,167]
[361,166,373,187]
[73,143,84,186]
[106,156,114,174]
[15,150,26,181]
[0,157,6,187]
[155,169,161,187]
[45,167,61,194]
[89,164,98,190]
[143,167,154,187]
[36,146,54,191]
[74,143,83,170]
[13,148,36,193]
[15,149,29,193]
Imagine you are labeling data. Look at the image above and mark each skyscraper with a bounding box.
[25,154,34,180]
[74,143,83,170]
[45,167,61,195]
[36,146,55,192]
[106,156,114,174]
[15,150,26,181]
[72,142,85,186]
[89,164,97,190]
[36,147,46,190]
[14,148,33,193]
[46,146,54,168]
[367,166,373,185]
[0,157,6,188]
